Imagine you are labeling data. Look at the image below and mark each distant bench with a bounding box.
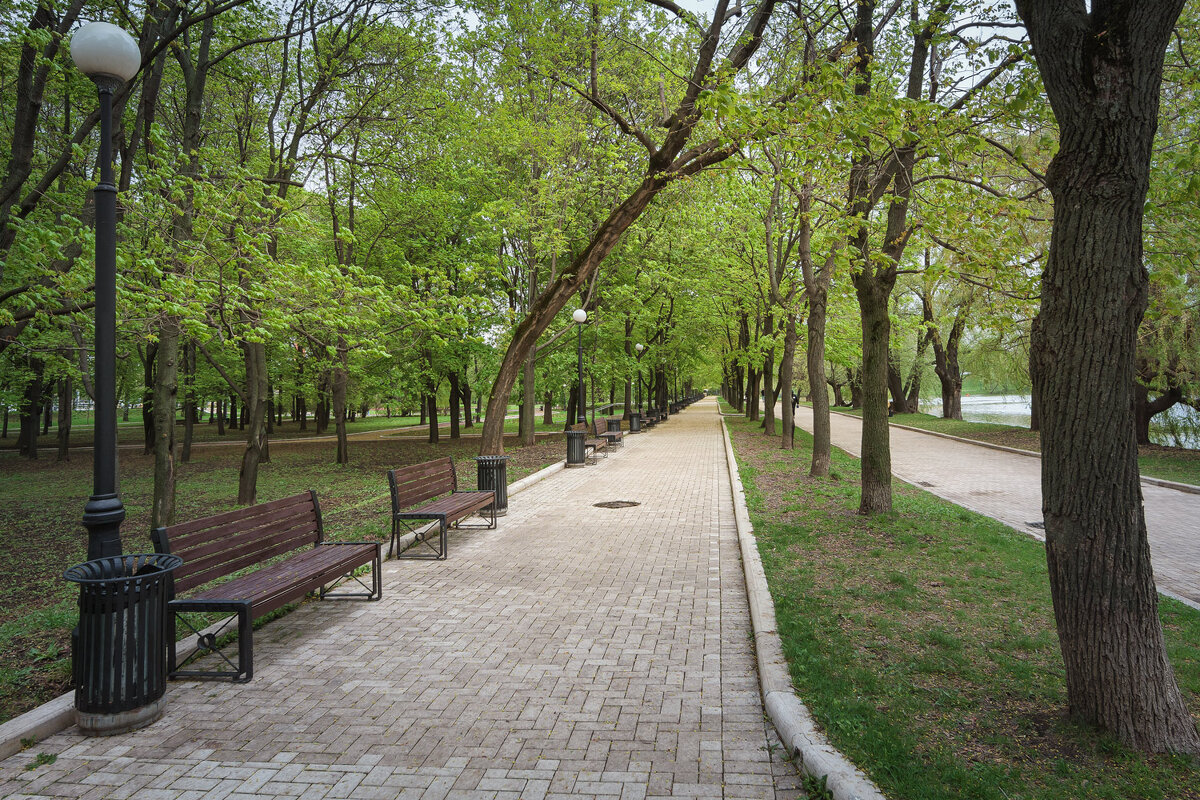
[151,491,381,683]
[568,421,609,459]
[389,456,496,560]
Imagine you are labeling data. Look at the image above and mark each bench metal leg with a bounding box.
[168,601,253,682]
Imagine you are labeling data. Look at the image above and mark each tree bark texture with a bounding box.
[779,313,797,449]
[237,340,269,505]
[807,293,831,476]
[761,314,776,436]
[56,377,71,462]
[1017,0,1199,754]
[152,325,179,527]
[856,280,894,514]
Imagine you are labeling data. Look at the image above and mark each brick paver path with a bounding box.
[0,399,806,800]
[791,405,1200,607]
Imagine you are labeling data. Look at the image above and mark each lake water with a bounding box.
[920,394,1199,449]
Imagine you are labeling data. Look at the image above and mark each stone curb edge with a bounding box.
[830,409,1200,496]
[720,415,888,800]
[0,458,576,762]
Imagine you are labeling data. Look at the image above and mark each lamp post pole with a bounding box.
[635,343,644,413]
[72,22,140,561]
[573,309,587,424]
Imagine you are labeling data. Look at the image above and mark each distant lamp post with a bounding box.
[72,21,141,560]
[573,308,588,424]
[634,343,645,413]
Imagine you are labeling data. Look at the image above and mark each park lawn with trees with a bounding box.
[725,412,1200,799]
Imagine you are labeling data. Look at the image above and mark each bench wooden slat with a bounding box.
[168,493,315,539]
[388,457,494,559]
[174,520,319,594]
[171,502,317,552]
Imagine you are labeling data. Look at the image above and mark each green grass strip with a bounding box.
[722,410,1199,799]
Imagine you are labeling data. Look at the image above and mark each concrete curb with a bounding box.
[834,410,1200,496]
[719,416,887,800]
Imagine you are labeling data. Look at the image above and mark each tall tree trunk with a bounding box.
[216,399,225,436]
[762,314,776,435]
[520,348,535,446]
[449,371,462,440]
[237,340,269,505]
[462,376,473,428]
[543,390,554,425]
[426,392,439,444]
[564,381,578,431]
[779,313,797,449]
[807,293,831,476]
[19,359,43,459]
[1017,0,1199,754]
[56,377,72,461]
[152,325,179,527]
[856,280,894,513]
[181,340,195,463]
[333,357,349,464]
[142,345,156,454]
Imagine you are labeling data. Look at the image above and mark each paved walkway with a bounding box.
[791,405,1200,607]
[0,399,805,800]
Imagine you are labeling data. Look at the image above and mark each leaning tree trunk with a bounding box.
[807,289,831,476]
[151,322,179,527]
[1017,0,1200,754]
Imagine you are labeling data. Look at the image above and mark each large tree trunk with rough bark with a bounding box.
[855,279,894,513]
[1017,0,1199,754]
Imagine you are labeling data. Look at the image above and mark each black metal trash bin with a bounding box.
[566,429,587,467]
[64,552,182,735]
[475,455,510,517]
[630,413,642,433]
[605,417,622,433]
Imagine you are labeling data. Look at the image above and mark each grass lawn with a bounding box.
[828,407,1200,487]
[0,431,565,725]
[723,412,1200,799]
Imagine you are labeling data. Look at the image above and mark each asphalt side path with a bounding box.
[785,405,1200,607]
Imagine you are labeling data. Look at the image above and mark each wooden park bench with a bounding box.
[600,417,625,449]
[568,421,609,460]
[151,491,382,683]
[389,456,496,560]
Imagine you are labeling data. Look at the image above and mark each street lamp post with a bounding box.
[72,22,141,561]
[573,309,587,424]
[634,343,644,413]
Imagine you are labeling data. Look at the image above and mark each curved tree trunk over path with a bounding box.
[1017,0,1200,754]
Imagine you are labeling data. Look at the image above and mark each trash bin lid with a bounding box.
[64,553,183,583]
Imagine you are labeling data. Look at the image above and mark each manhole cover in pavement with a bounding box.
[594,501,641,509]
[1028,521,1045,529]
[918,481,935,487]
